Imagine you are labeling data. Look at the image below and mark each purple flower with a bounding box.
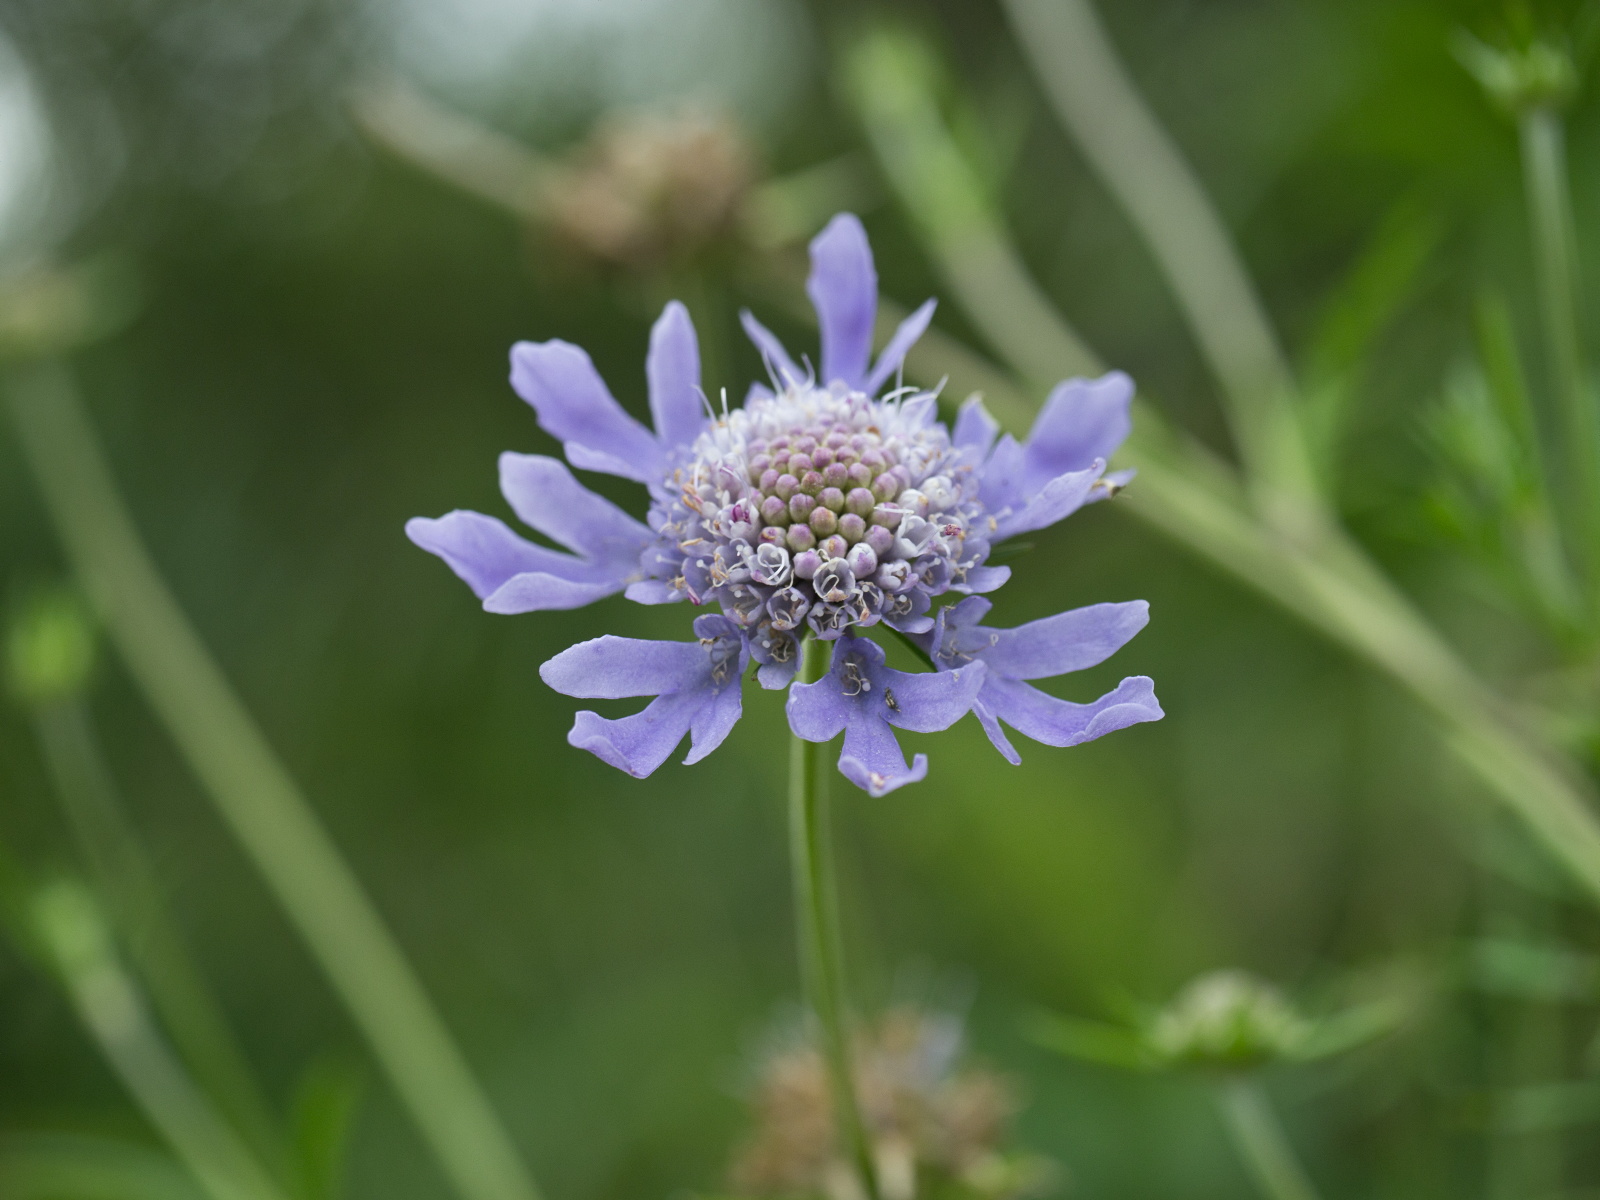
[408,211,1161,791]
[924,597,1163,765]
[787,634,987,796]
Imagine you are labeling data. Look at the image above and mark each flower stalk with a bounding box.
[788,635,879,1200]
[1215,1077,1322,1200]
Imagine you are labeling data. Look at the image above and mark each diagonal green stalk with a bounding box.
[5,361,542,1200]
[997,0,1316,509]
[1215,1077,1322,1200]
[788,637,879,1200]
[840,28,1600,907]
[1519,105,1600,586]
[29,879,290,1200]
[32,698,283,1169]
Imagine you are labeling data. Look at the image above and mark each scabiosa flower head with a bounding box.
[407,212,1162,792]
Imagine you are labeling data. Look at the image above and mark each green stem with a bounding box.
[1519,105,1599,585]
[29,880,289,1200]
[788,637,879,1200]
[4,361,542,1200]
[32,699,283,1168]
[1215,1077,1322,1200]
[996,0,1316,509]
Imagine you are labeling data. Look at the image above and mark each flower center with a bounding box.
[647,384,990,654]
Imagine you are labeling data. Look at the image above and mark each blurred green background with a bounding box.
[4,0,1599,1197]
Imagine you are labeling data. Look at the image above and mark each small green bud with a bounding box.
[6,587,95,707]
[1146,970,1309,1070]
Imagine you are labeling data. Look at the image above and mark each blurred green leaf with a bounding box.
[1467,936,1598,1000]
[0,1133,204,1200]
[1025,1012,1154,1072]
[288,1057,365,1200]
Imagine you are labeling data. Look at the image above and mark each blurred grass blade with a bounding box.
[31,696,283,1166]
[1497,1079,1600,1132]
[28,879,289,1200]
[5,361,543,1200]
[841,27,1101,387]
[837,29,1600,910]
[1519,106,1600,585]
[999,0,1315,508]
[0,1133,206,1200]
[1299,200,1440,488]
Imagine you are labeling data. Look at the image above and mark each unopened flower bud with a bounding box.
[792,549,822,579]
[845,542,878,579]
[786,525,817,554]
[809,506,838,537]
[819,487,846,513]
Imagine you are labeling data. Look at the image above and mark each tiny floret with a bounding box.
[408,212,1162,791]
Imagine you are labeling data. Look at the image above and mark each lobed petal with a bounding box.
[498,453,650,562]
[865,298,937,394]
[647,301,706,451]
[838,717,928,797]
[1021,372,1134,483]
[952,396,1000,456]
[982,600,1150,680]
[407,511,621,601]
[540,635,708,699]
[484,573,630,613]
[739,310,804,388]
[567,690,704,778]
[509,339,662,483]
[807,213,877,390]
[880,661,987,733]
[992,461,1105,541]
[979,674,1163,750]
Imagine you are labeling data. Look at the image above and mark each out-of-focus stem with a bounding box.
[842,35,1099,386]
[5,362,543,1200]
[788,637,879,1200]
[29,880,288,1200]
[841,30,1600,908]
[1519,106,1599,582]
[32,699,282,1167]
[1215,1077,1322,1200]
[999,0,1316,510]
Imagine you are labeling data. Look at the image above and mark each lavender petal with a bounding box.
[567,690,702,778]
[865,298,937,393]
[980,674,1163,748]
[539,635,708,699]
[498,453,651,561]
[647,300,706,451]
[1022,372,1134,481]
[981,600,1150,679]
[407,511,617,600]
[837,717,928,797]
[807,213,877,390]
[509,339,662,482]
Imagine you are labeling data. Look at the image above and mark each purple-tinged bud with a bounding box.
[759,468,780,491]
[874,560,911,592]
[815,558,856,604]
[751,453,773,474]
[838,513,866,543]
[813,447,835,469]
[800,470,824,497]
[870,505,904,530]
[809,506,838,537]
[758,526,787,547]
[864,524,895,558]
[823,462,849,489]
[898,489,929,518]
[767,587,810,630]
[870,473,899,503]
[795,437,817,456]
[819,487,846,513]
[846,542,878,579]
[845,487,875,516]
[774,474,799,501]
[826,431,848,449]
[820,534,849,560]
[761,496,790,525]
[788,493,816,522]
[752,542,792,587]
[793,549,822,579]
[789,453,813,475]
[847,462,873,489]
[787,525,818,554]
[860,449,886,473]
